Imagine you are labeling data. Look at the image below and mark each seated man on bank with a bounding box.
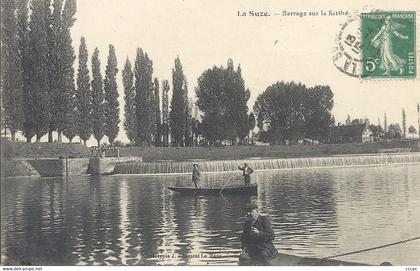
[241,203,278,265]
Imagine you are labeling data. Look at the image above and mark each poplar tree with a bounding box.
[61,0,78,142]
[1,0,24,140]
[402,108,406,138]
[185,97,193,146]
[153,78,162,146]
[134,48,154,146]
[418,103,420,138]
[183,80,193,146]
[75,37,91,145]
[28,0,51,141]
[103,44,120,145]
[169,56,186,146]
[63,95,78,142]
[91,48,105,146]
[45,0,54,142]
[122,58,136,145]
[161,80,170,147]
[17,0,34,142]
[54,0,76,142]
[384,112,388,136]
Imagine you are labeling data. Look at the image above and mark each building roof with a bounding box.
[329,123,367,137]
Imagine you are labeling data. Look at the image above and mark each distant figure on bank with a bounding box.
[241,203,278,265]
[192,163,201,188]
[238,163,254,186]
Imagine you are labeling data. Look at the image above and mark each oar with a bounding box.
[219,178,232,195]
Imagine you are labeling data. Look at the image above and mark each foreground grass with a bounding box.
[1,140,92,158]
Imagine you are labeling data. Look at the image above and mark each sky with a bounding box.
[22,0,420,145]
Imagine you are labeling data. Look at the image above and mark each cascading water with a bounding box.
[113,153,420,175]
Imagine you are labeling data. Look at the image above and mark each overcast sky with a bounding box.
[67,0,420,145]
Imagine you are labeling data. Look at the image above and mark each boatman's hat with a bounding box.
[245,203,258,212]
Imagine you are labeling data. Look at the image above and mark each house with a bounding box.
[327,122,373,144]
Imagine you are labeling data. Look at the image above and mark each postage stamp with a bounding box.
[361,11,416,78]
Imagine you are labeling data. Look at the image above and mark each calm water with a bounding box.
[1,164,420,266]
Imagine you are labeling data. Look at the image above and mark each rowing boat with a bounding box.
[167,183,258,196]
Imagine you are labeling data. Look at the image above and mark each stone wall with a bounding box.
[2,157,142,178]
[1,160,41,178]
[88,157,144,175]
[28,159,65,177]
[66,158,90,175]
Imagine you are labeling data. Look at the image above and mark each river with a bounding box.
[1,164,419,266]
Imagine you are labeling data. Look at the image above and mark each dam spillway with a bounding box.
[113,153,420,175]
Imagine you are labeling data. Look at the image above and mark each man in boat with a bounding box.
[238,163,254,186]
[192,163,201,188]
[241,203,278,265]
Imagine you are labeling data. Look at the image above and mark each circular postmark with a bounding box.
[332,14,362,77]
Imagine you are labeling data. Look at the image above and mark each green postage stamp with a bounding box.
[361,11,416,78]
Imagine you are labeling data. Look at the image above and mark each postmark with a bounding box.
[332,15,362,77]
[361,11,416,78]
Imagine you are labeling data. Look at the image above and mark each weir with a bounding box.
[113,153,420,175]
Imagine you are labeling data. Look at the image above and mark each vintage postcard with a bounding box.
[1,0,419,270]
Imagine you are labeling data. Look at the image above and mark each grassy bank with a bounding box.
[2,138,418,162]
[120,141,419,162]
[1,139,92,159]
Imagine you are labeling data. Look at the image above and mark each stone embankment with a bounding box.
[2,157,143,178]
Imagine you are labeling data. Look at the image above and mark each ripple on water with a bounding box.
[2,165,420,265]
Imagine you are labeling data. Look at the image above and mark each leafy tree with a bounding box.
[17,0,34,142]
[91,48,104,146]
[28,0,51,141]
[75,37,91,145]
[408,125,417,137]
[254,81,334,144]
[257,112,264,131]
[387,123,402,139]
[248,112,256,131]
[134,48,154,146]
[304,85,334,141]
[103,44,120,145]
[1,0,24,140]
[369,124,384,141]
[170,56,186,146]
[122,58,136,145]
[161,79,170,146]
[153,78,162,146]
[402,108,406,138]
[195,59,250,145]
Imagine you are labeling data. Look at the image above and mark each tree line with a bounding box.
[367,107,420,140]
[2,0,342,147]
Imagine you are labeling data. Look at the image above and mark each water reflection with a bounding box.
[1,164,420,265]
